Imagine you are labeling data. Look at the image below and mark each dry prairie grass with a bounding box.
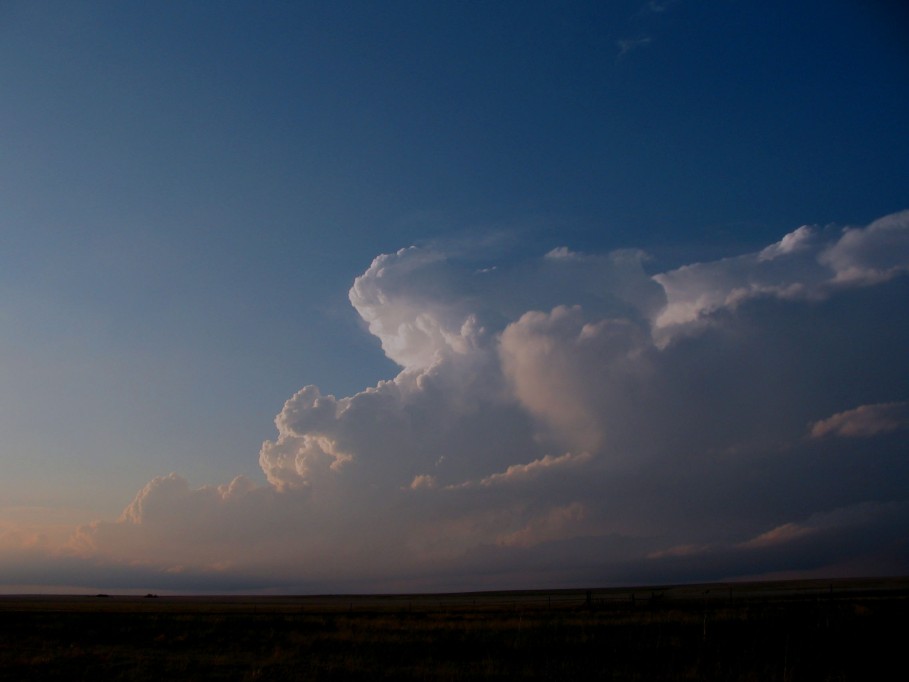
[0,577,905,681]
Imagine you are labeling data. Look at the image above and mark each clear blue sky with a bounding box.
[1,1,907,592]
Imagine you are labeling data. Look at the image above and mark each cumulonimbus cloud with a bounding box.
[13,210,907,592]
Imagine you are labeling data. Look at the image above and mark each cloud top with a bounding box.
[653,209,909,338]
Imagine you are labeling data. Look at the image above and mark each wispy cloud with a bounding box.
[632,0,681,19]
[740,522,815,549]
[645,0,678,14]
[810,402,909,439]
[444,451,593,490]
[619,0,681,59]
[616,36,653,60]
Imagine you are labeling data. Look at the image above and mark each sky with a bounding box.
[1,0,908,594]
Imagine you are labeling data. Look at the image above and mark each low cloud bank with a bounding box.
[7,211,909,592]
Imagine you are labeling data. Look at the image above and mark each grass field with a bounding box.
[1,577,905,681]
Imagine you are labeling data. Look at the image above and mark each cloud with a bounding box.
[819,210,909,284]
[616,36,653,59]
[447,451,593,490]
[646,1,678,12]
[499,306,652,452]
[739,522,815,549]
[635,501,909,584]
[8,210,908,593]
[496,502,587,549]
[620,0,681,59]
[652,209,909,341]
[758,225,815,261]
[738,502,909,561]
[810,402,909,439]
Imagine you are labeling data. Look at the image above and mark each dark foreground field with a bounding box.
[1,577,906,681]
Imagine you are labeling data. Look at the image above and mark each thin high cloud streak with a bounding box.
[7,211,909,592]
[618,0,680,58]
[810,402,909,439]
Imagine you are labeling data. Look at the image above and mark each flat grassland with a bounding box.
[1,577,905,681]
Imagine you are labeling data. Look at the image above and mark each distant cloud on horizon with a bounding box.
[3,209,908,593]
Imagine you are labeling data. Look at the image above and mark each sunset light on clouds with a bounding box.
[1,1,908,593]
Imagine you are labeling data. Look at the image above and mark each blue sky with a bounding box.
[1,1,908,593]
